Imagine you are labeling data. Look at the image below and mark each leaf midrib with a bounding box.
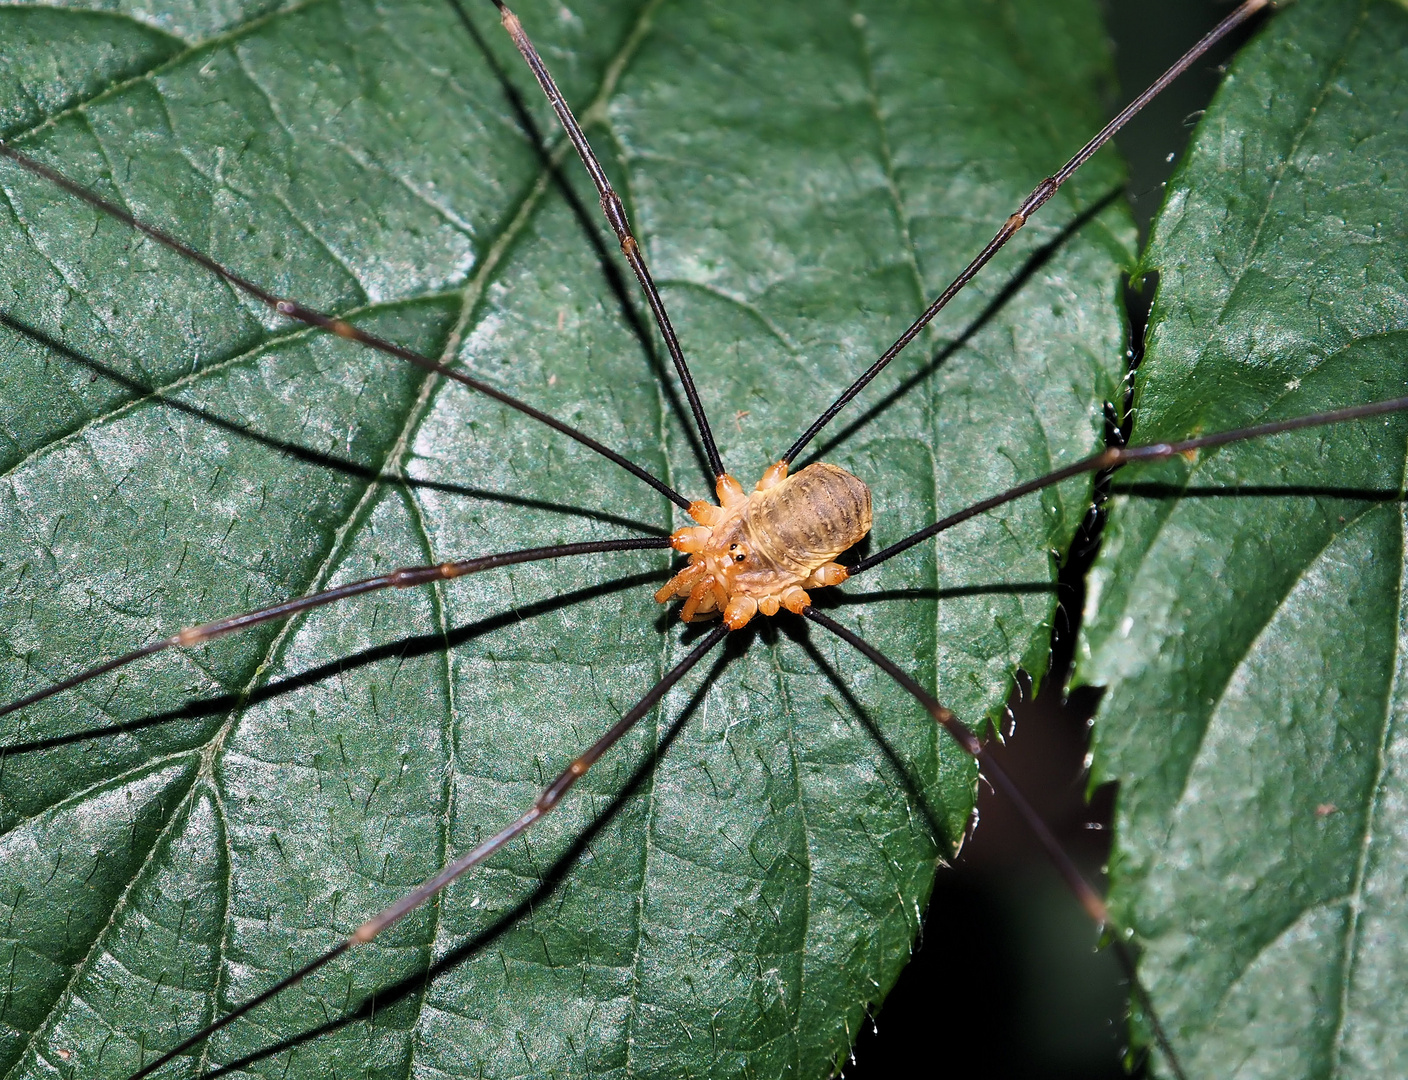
[1325,465,1408,1080]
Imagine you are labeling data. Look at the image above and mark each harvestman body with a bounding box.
[657,462,871,628]
[1,0,1404,1077]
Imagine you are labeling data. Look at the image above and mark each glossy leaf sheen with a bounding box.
[0,1,1132,1077]
[1081,1,1408,1076]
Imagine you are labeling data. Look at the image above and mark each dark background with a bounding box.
[846,3,1264,1077]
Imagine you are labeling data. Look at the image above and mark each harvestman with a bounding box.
[0,0,1403,1076]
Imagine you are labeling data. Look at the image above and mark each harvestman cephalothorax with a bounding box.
[0,0,1405,1077]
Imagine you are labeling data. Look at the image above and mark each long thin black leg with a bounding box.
[125,622,728,1080]
[0,144,690,511]
[780,0,1271,466]
[0,537,670,721]
[802,608,1106,924]
[801,607,1189,1080]
[443,0,715,485]
[849,394,1408,576]
[491,0,728,481]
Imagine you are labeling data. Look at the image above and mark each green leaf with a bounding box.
[0,1,1135,1076]
[1081,0,1408,1076]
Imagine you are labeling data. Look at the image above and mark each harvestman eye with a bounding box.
[0,0,1404,1078]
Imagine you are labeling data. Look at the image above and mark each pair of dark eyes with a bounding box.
[728,544,748,564]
